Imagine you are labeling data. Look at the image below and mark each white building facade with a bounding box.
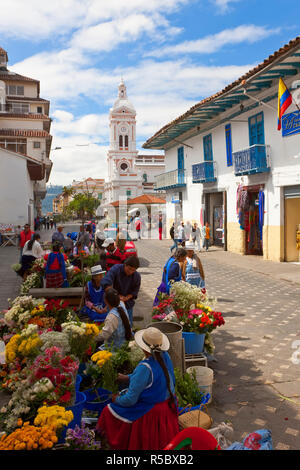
[143,36,300,262]
[0,47,52,227]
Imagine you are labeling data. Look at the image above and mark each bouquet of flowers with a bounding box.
[3,296,46,332]
[5,325,43,365]
[20,272,43,294]
[64,424,101,450]
[34,405,73,432]
[29,346,79,407]
[43,299,75,327]
[177,304,225,334]
[61,321,100,362]
[0,420,58,450]
[40,330,71,355]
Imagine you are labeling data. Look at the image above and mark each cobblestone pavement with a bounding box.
[134,239,300,450]
[1,231,300,448]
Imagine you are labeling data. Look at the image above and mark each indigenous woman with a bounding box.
[44,242,68,288]
[96,327,179,450]
[182,241,205,289]
[95,288,132,350]
[153,248,187,306]
[82,265,107,322]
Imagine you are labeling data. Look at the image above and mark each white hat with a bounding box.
[91,265,106,276]
[134,327,170,354]
[102,238,115,248]
[185,241,196,250]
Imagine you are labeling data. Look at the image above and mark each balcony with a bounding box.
[192,161,217,183]
[154,169,186,190]
[233,144,271,176]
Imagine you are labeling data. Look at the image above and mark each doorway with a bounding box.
[244,190,262,256]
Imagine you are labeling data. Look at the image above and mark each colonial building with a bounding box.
[102,79,165,206]
[143,36,300,262]
[71,177,105,201]
[0,47,52,227]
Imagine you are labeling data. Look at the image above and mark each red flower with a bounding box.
[60,391,71,403]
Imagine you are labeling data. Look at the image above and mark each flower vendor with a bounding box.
[153,247,187,306]
[81,265,107,322]
[182,241,205,289]
[19,233,44,279]
[101,256,141,327]
[73,240,90,256]
[44,242,68,288]
[96,327,179,450]
[102,237,124,271]
[95,288,132,350]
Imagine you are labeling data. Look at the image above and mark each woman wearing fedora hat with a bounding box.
[96,327,179,450]
[81,265,108,322]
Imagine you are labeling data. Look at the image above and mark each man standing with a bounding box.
[19,224,34,262]
[52,225,65,247]
[177,221,186,247]
[77,225,90,248]
[192,223,202,252]
[134,211,142,240]
[101,256,141,326]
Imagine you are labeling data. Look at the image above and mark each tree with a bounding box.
[67,193,100,224]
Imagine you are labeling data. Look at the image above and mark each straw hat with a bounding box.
[91,265,106,276]
[134,327,170,354]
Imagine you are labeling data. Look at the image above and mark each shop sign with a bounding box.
[282,110,300,137]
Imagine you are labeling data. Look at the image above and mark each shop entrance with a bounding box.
[244,189,262,256]
[284,185,300,262]
[204,192,225,248]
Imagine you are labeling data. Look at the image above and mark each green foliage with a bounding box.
[174,368,204,408]
[67,193,100,222]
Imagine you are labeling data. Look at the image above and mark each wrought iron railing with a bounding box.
[154,169,186,190]
[192,161,217,183]
[233,144,271,176]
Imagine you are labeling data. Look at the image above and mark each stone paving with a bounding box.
[0,230,300,449]
[133,239,300,450]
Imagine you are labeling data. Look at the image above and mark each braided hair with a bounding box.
[152,349,177,414]
[104,288,132,341]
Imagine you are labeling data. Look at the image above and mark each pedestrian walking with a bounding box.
[52,225,65,248]
[19,224,34,262]
[134,211,142,240]
[169,223,179,253]
[204,222,211,251]
[191,223,202,251]
[177,221,186,247]
[158,212,163,241]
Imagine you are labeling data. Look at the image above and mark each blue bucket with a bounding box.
[59,391,86,443]
[83,387,112,417]
[75,374,82,392]
[182,332,205,354]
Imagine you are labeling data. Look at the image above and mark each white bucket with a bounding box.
[187,366,213,404]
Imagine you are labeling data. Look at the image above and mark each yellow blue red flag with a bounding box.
[278,77,292,130]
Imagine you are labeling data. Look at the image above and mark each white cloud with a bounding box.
[146,24,281,57]
[211,0,240,14]
[0,0,188,41]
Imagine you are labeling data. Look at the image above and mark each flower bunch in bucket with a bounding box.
[178,304,225,334]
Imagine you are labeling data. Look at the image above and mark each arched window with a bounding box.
[125,135,128,148]
[119,135,123,149]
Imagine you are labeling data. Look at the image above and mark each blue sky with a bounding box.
[0,0,299,185]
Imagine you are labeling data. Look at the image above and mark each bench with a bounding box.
[28,287,84,307]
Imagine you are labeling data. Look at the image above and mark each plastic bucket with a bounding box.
[182,332,205,354]
[75,374,82,392]
[187,366,213,404]
[59,391,86,442]
[83,387,112,416]
[149,322,184,373]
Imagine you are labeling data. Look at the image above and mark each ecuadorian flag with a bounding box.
[278,78,292,130]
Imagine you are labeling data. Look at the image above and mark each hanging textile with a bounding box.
[258,190,265,241]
